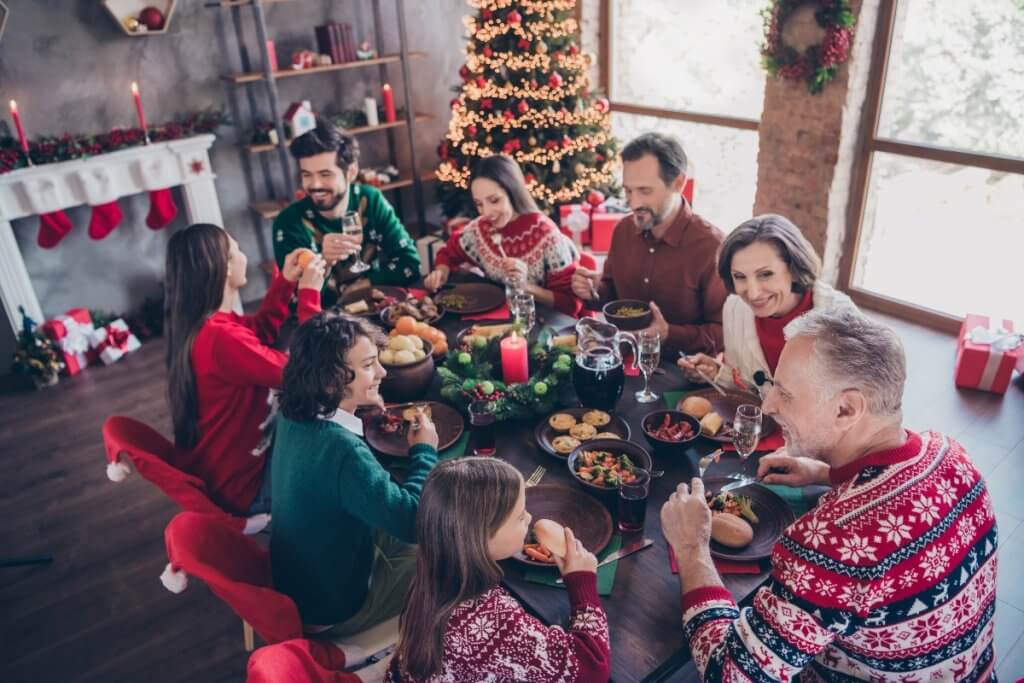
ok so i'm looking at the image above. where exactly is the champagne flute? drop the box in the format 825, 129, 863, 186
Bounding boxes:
511, 292, 535, 337
634, 330, 660, 403
733, 404, 762, 461
343, 211, 370, 274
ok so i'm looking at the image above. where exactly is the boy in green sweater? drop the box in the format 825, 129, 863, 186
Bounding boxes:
273, 120, 421, 305
271, 311, 438, 634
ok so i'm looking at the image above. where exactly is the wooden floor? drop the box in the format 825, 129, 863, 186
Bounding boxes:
1, 311, 1022, 682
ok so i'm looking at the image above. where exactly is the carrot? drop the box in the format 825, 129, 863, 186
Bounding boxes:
524, 547, 552, 562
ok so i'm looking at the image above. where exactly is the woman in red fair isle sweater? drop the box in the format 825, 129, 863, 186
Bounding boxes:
388, 458, 610, 683
164, 223, 325, 527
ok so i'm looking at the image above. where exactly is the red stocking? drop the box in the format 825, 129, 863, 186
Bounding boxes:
88, 200, 124, 240
38, 210, 73, 249
146, 188, 178, 230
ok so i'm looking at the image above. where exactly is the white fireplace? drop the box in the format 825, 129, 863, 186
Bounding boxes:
0, 134, 223, 336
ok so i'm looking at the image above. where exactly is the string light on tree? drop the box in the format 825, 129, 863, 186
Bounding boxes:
437, 0, 618, 216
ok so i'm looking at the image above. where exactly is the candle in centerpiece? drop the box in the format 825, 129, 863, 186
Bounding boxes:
131, 82, 150, 141
500, 332, 529, 385
9, 100, 30, 157
381, 83, 396, 123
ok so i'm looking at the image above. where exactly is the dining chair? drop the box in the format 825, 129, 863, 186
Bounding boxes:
102, 416, 268, 535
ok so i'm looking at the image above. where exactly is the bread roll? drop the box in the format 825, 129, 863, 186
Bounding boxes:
711, 513, 754, 548
680, 396, 713, 419
700, 411, 723, 436
344, 299, 370, 314
534, 519, 567, 557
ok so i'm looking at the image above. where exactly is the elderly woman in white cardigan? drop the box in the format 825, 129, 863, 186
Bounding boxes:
678, 214, 854, 396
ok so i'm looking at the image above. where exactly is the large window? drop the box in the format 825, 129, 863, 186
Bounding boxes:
603, 0, 765, 231
842, 0, 1024, 328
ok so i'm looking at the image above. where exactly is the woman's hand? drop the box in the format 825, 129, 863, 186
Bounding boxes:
677, 352, 721, 384
502, 258, 529, 289
423, 266, 449, 292
407, 411, 440, 450
282, 249, 306, 282
298, 255, 327, 291
553, 526, 598, 576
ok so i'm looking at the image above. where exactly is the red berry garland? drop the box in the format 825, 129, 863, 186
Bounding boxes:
761, 0, 855, 94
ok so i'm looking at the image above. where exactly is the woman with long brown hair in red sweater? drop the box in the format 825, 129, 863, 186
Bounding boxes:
164, 223, 324, 528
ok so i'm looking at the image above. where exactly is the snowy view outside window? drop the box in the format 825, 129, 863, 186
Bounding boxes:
856, 0, 1024, 321
609, 0, 765, 232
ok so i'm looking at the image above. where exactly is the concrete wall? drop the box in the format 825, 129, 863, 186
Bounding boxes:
0, 0, 468, 364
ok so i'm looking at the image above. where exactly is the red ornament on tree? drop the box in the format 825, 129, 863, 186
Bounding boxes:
481, 98, 494, 110
506, 10, 522, 25
561, 136, 573, 149
548, 72, 563, 89
138, 6, 166, 31
475, 76, 486, 88
483, 46, 494, 58
586, 190, 606, 207
594, 97, 609, 113
544, 140, 559, 150
459, 65, 471, 81
467, 124, 478, 136
450, 98, 460, 109
524, 173, 535, 184
438, 142, 449, 160
518, 38, 531, 51
569, 44, 579, 56
481, 9, 493, 21
516, 100, 529, 114
502, 109, 515, 121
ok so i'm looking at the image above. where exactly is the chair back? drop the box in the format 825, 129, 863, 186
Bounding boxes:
247, 638, 359, 683
102, 416, 246, 532
164, 511, 300, 644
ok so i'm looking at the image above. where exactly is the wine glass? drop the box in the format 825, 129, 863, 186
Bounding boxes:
511, 292, 535, 336
732, 404, 762, 461
634, 330, 660, 403
342, 211, 370, 274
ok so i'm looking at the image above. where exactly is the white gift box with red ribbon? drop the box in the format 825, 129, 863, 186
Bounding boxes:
40, 308, 95, 376
88, 318, 142, 366
954, 314, 1022, 394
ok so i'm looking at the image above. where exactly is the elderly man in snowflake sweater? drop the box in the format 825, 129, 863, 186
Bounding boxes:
662, 306, 997, 681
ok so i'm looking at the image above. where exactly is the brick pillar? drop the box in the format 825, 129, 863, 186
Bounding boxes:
754, 0, 882, 284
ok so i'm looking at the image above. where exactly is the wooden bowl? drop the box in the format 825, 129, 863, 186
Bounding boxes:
379, 339, 435, 403
602, 299, 652, 331
510, 484, 613, 567
566, 439, 653, 498
641, 409, 700, 455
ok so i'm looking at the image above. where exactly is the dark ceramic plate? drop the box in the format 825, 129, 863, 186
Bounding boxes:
364, 401, 464, 458
436, 282, 506, 315
511, 484, 614, 567
566, 439, 653, 496
676, 388, 779, 444
703, 476, 794, 562
338, 285, 407, 317
379, 303, 446, 328
534, 407, 631, 460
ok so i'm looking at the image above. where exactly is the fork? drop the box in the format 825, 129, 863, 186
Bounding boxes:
525, 466, 546, 488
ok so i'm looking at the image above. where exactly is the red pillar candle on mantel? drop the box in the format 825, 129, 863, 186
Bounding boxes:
130, 82, 149, 141
9, 100, 30, 157
500, 333, 529, 385
381, 83, 396, 123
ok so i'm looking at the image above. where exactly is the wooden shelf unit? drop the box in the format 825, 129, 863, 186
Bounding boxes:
250, 171, 437, 220
224, 52, 426, 84
245, 113, 432, 153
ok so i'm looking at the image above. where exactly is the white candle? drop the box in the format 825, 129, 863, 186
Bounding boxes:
363, 97, 379, 127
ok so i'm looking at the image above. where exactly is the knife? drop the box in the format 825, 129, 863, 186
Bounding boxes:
555, 538, 654, 583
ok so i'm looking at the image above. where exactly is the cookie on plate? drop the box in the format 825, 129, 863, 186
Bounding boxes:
552, 435, 581, 455
548, 413, 577, 431
569, 423, 597, 440
582, 410, 611, 427
594, 432, 621, 440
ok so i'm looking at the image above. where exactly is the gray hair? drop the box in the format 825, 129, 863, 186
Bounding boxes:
784, 306, 906, 417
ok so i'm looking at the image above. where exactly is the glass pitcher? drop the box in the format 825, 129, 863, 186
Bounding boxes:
572, 317, 638, 410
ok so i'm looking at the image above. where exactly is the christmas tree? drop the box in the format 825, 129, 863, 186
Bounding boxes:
436, 0, 618, 217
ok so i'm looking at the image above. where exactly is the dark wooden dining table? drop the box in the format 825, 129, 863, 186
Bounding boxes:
387, 290, 820, 683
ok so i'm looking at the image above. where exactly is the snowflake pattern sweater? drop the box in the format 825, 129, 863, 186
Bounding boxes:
682, 430, 998, 682
386, 571, 610, 683
434, 212, 582, 316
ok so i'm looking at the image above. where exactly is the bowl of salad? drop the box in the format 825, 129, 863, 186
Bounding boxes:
566, 439, 653, 497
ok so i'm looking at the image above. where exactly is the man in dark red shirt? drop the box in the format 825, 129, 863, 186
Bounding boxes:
572, 133, 727, 354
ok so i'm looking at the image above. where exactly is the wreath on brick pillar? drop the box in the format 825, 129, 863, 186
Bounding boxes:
761, 0, 855, 94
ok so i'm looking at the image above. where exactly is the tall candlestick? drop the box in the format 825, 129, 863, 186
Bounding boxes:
381, 83, 396, 123
9, 100, 30, 157
131, 82, 150, 142
500, 333, 529, 385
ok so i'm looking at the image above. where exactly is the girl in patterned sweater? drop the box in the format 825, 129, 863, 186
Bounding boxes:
388, 458, 610, 683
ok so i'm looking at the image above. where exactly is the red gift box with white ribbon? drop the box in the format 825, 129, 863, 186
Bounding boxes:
40, 308, 95, 376
954, 314, 1022, 394
558, 203, 626, 253
88, 319, 142, 366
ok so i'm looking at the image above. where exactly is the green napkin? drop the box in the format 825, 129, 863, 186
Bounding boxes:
439, 432, 470, 461
663, 390, 685, 410
523, 534, 623, 596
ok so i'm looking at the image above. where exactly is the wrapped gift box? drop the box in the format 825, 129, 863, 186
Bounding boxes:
954, 314, 1022, 394
40, 308, 95, 376
88, 318, 142, 366
558, 203, 627, 253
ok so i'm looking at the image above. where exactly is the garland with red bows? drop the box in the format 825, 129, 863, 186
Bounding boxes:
761, 0, 855, 94
0, 109, 228, 175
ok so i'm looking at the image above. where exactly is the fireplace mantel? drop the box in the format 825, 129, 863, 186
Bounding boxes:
0, 134, 223, 336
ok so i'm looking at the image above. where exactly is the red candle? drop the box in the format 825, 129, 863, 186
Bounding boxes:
131, 82, 149, 137
381, 83, 396, 123
500, 333, 529, 385
9, 100, 30, 156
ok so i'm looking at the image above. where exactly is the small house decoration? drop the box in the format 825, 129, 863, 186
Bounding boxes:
282, 101, 316, 139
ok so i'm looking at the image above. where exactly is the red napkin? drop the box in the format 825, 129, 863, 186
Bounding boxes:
407, 287, 428, 299
462, 302, 511, 321
668, 544, 762, 575
622, 350, 640, 377
721, 431, 786, 453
